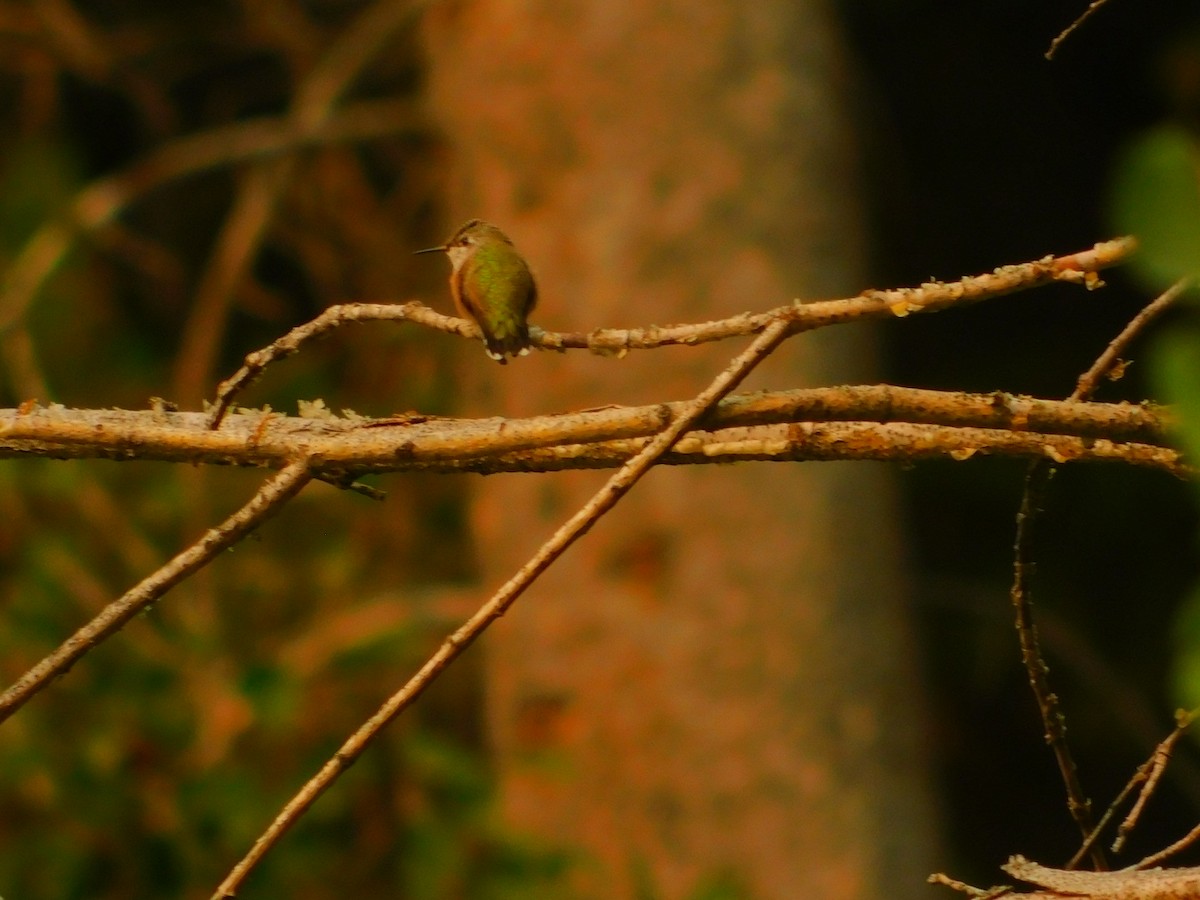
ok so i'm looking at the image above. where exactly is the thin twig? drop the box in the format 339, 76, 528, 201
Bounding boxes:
1046, 0, 1117, 60
1066, 709, 1197, 868
1067, 773, 1143, 871
1064, 706, 1196, 871
205, 301, 430, 428
212, 317, 794, 898
927, 872, 1011, 898
1134, 821, 1200, 871
1114, 708, 1198, 853
205, 238, 1136, 429
0, 459, 313, 726
1009, 280, 1186, 870
1072, 279, 1191, 402
1010, 462, 1102, 862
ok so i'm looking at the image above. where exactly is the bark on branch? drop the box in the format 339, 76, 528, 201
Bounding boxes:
0, 384, 1181, 478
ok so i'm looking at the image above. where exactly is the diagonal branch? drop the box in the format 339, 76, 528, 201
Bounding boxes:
0, 458, 313, 726
1067, 707, 1200, 868
212, 317, 795, 898
1046, 0, 1117, 60
1119, 707, 1199, 856
1072, 280, 1191, 402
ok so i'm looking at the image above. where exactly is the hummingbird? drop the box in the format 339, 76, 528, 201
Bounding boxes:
414, 219, 538, 363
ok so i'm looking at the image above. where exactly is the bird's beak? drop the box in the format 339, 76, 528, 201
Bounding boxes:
413, 245, 445, 255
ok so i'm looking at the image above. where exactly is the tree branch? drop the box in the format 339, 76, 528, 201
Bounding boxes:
0, 458, 313, 726
0, 386, 1180, 476
204, 238, 1137, 428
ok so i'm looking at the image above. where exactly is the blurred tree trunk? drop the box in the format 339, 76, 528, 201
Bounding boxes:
422, 2, 939, 896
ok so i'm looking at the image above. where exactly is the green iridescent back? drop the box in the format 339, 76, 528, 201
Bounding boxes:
461, 238, 537, 357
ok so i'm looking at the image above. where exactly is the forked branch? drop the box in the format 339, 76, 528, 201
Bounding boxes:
204, 238, 1136, 429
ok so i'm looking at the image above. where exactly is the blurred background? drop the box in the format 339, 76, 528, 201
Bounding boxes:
0, 0, 1199, 897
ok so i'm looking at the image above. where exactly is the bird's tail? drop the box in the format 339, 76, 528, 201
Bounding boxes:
482, 323, 532, 363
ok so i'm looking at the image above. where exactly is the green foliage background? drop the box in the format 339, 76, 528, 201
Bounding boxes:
1117, 122, 1200, 713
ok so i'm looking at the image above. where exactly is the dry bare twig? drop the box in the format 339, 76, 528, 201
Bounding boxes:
1116, 707, 1200, 854
1008, 280, 1187, 870
1066, 708, 1200, 868
1134, 820, 1200, 872
1046, 0, 1118, 60
0, 459, 313, 725
213, 317, 795, 897
1073, 280, 1191, 402
927, 872, 1011, 899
